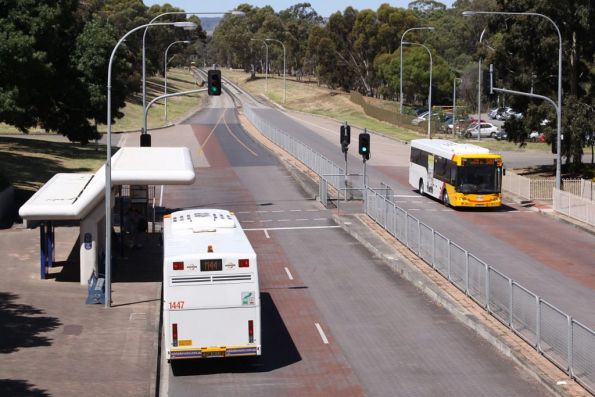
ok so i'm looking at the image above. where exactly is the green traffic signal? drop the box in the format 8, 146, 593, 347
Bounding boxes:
207, 69, 222, 96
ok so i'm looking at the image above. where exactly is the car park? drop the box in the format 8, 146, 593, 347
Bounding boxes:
463, 122, 499, 138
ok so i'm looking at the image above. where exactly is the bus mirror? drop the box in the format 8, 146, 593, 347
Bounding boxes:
503, 168, 506, 176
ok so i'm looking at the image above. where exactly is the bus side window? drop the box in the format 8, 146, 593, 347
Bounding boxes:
449, 163, 457, 185
410, 148, 420, 164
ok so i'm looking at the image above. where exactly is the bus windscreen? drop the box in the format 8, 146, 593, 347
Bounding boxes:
456, 164, 501, 194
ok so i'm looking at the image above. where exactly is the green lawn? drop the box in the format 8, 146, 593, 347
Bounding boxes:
0, 137, 107, 192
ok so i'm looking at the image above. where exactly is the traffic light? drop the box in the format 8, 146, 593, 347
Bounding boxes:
208, 69, 221, 96
359, 132, 370, 160
340, 124, 351, 153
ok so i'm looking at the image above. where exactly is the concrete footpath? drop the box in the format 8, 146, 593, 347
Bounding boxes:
0, 225, 162, 397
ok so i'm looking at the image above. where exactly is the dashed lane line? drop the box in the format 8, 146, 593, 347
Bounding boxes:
284, 267, 294, 280
315, 323, 329, 344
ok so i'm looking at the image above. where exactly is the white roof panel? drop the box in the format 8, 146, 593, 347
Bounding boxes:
19, 147, 196, 221
411, 139, 490, 158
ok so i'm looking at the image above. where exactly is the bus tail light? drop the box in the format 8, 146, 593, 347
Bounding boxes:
172, 323, 178, 347
248, 320, 254, 343
173, 261, 184, 270
239, 259, 250, 268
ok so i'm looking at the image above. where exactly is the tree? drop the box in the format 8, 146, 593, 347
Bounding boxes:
0, 0, 98, 143
73, 14, 130, 125
486, 0, 594, 169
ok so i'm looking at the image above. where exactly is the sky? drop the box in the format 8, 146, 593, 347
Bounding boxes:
144, 1, 456, 17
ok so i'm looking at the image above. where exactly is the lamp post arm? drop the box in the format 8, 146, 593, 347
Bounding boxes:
144, 89, 207, 133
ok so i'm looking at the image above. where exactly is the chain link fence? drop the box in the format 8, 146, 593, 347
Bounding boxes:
243, 106, 594, 394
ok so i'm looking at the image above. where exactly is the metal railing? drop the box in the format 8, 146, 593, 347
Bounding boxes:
244, 106, 345, 190
244, 106, 594, 394
553, 188, 595, 227
365, 188, 594, 393
503, 172, 583, 201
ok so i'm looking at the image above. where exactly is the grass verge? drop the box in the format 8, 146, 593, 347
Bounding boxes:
222, 69, 559, 154
0, 68, 203, 135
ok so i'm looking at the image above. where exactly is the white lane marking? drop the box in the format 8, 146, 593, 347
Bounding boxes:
264, 229, 270, 239
409, 208, 421, 211
314, 218, 329, 221
272, 210, 283, 213
242, 220, 255, 224
159, 185, 164, 207
244, 225, 341, 232
284, 267, 294, 280
556, 381, 567, 386
277, 219, 290, 222
394, 195, 421, 198
289, 209, 302, 212
238, 211, 251, 214
315, 323, 329, 344
256, 210, 269, 213
260, 219, 272, 223
305, 209, 319, 212
296, 218, 308, 221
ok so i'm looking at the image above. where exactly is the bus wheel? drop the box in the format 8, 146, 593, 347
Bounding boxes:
442, 191, 450, 206
419, 180, 425, 196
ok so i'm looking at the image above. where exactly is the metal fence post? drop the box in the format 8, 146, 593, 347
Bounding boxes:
567, 315, 573, 374
447, 239, 451, 281
417, 219, 421, 256
431, 230, 436, 269
536, 296, 541, 349
465, 252, 469, 294
485, 264, 490, 311
509, 279, 513, 326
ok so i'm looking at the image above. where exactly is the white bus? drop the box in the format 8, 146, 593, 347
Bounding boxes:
163, 209, 261, 361
409, 139, 504, 208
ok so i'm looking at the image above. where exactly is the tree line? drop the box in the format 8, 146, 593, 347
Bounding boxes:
0, 0, 205, 143
211, 0, 593, 170
1, 0, 592, 169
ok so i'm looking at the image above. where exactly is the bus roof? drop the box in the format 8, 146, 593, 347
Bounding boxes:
411, 139, 491, 158
163, 209, 255, 260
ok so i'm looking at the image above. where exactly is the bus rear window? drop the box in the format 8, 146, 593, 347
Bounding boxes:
200, 259, 222, 272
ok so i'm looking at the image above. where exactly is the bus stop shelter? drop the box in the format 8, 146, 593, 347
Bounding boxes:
19, 147, 195, 285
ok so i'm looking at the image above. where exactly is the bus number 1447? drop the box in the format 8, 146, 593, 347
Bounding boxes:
169, 301, 185, 310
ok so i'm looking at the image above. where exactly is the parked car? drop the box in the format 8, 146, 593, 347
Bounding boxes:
411, 111, 439, 125
463, 122, 499, 138
495, 107, 523, 120
488, 107, 503, 119
494, 130, 508, 141
529, 131, 545, 142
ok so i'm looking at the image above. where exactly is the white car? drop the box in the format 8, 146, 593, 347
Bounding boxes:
463, 122, 499, 138
411, 111, 429, 125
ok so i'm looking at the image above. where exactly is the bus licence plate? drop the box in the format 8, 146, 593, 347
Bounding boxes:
203, 350, 225, 358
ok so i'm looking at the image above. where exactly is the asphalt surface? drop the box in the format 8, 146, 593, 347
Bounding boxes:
151, 93, 551, 396
240, 99, 595, 330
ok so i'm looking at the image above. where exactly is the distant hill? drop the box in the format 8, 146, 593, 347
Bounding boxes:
200, 17, 221, 35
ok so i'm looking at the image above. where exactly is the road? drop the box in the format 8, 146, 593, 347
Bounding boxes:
136, 93, 550, 396
233, 89, 595, 331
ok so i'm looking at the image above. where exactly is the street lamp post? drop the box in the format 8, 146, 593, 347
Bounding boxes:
453, 77, 462, 135
250, 39, 269, 93
164, 40, 191, 122
463, 10, 563, 189
475, 27, 488, 141
142, 10, 245, 113
265, 38, 286, 104
403, 41, 433, 139
399, 27, 434, 114
105, 21, 196, 308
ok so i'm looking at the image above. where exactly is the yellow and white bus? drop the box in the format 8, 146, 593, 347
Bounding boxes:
163, 209, 261, 361
409, 139, 504, 208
